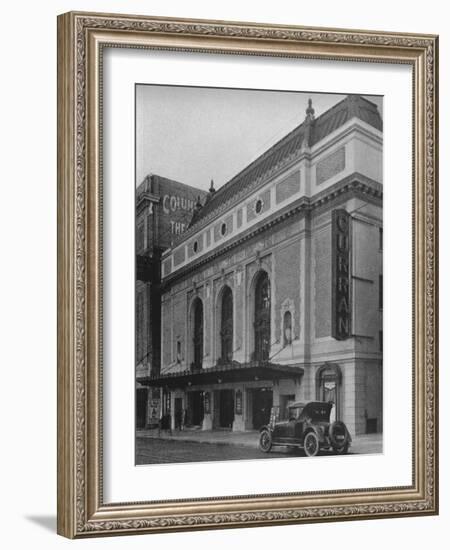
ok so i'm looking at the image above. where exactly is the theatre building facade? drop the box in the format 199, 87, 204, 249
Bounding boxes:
142, 95, 383, 436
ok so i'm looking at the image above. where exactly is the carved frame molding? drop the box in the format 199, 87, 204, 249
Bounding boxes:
57, 11, 438, 538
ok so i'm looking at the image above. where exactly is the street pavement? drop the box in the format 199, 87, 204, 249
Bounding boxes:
135, 429, 382, 465
136, 437, 283, 464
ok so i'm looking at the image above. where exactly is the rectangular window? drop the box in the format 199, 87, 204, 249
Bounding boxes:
379, 227, 383, 250
137, 223, 145, 252
163, 391, 171, 414
136, 292, 144, 361
379, 330, 383, 352
379, 274, 383, 310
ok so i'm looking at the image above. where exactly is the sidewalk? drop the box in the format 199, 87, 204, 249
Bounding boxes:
136, 427, 383, 454
137, 428, 259, 448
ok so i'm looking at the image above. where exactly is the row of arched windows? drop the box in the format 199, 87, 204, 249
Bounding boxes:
189, 282, 344, 420
191, 271, 277, 369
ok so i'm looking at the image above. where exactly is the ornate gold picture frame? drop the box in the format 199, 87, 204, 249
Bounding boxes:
57, 11, 438, 538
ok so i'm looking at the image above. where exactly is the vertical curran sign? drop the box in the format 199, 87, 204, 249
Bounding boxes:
332, 209, 351, 340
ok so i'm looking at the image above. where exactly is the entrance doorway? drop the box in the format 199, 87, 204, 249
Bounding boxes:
215, 389, 234, 429
187, 391, 204, 426
252, 387, 273, 429
174, 397, 183, 430
136, 388, 147, 429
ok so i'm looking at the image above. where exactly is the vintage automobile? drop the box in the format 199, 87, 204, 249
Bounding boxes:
258, 401, 351, 457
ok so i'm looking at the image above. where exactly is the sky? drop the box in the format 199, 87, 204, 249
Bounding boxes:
136, 85, 383, 192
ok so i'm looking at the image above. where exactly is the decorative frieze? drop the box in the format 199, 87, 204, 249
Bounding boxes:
276, 170, 301, 203
173, 246, 186, 266
237, 208, 243, 228
316, 147, 345, 185
162, 258, 172, 277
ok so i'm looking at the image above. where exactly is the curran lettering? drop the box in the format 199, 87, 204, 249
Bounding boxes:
332, 209, 351, 340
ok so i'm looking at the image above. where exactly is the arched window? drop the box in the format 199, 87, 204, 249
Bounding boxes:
254, 272, 271, 361
220, 287, 233, 362
283, 311, 292, 346
192, 298, 203, 369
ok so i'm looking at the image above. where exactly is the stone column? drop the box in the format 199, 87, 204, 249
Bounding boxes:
232, 386, 245, 431
202, 390, 213, 430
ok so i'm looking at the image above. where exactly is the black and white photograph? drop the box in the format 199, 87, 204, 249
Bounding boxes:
135, 85, 383, 465
1, 0, 443, 544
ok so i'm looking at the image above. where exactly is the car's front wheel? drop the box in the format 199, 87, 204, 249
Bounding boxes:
259, 429, 273, 453
304, 431, 320, 457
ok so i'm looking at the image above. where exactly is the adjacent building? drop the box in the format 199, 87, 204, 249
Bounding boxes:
135, 174, 206, 427
140, 95, 383, 436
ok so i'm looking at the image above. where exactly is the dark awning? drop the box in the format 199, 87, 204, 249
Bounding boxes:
139, 361, 304, 389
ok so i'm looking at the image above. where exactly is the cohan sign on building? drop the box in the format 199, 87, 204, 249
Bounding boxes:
162, 193, 197, 235
141, 174, 207, 249
156, 176, 205, 245
332, 209, 351, 340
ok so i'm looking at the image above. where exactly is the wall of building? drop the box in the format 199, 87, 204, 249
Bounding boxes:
160, 189, 382, 434
156, 98, 383, 435
137, 174, 208, 252
136, 175, 207, 427
161, 217, 307, 374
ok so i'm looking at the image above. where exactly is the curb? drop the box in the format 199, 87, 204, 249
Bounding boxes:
136, 432, 383, 450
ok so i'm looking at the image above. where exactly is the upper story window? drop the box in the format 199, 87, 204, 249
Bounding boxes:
136, 292, 145, 361
255, 199, 263, 214
283, 311, 292, 346
254, 271, 271, 361
220, 286, 233, 363
193, 240, 199, 253
221, 222, 227, 236
379, 274, 383, 310
137, 223, 145, 252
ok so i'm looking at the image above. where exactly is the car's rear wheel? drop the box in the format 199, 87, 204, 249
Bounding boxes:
259, 429, 273, 453
333, 443, 349, 455
329, 421, 349, 453
304, 431, 320, 457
